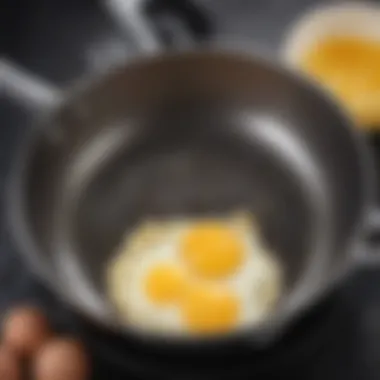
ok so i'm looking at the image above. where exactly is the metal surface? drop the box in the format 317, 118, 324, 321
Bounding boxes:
105, 0, 162, 52
1, 60, 61, 109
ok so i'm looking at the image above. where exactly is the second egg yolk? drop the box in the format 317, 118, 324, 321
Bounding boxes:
144, 263, 186, 305
181, 222, 244, 279
181, 285, 239, 334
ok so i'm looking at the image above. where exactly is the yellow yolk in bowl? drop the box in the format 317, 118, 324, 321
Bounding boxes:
300, 36, 380, 128
144, 263, 186, 305
181, 284, 239, 334
180, 222, 244, 279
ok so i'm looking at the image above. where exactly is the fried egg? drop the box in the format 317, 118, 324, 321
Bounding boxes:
106, 213, 282, 336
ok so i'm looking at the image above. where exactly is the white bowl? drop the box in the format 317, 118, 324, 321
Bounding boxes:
282, 2, 380, 66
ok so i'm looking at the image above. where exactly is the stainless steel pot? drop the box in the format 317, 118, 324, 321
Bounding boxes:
1, 0, 379, 353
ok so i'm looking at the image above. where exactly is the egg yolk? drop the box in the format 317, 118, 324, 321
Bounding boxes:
181, 285, 239, 334
144, 264, 186, 305
181, 222, 244, 279
300, 36, 380, 128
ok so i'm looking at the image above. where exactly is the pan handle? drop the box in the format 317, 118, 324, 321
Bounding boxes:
104, 0, 211, 52
355, 209, 380, 266
1, 59, 62, 111
105, 0, 162, 53
2, 0, 211, 107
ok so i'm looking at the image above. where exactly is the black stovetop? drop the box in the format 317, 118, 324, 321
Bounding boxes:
2, 0, 380, 379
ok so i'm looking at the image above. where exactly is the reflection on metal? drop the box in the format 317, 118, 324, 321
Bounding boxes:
0, 59, 61, 110
104, 0, 162, 53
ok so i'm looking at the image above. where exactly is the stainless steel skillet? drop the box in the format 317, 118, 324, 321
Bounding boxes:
1, 0, 379, 358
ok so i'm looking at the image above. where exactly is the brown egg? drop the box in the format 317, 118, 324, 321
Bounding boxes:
2, 306, 52, 356
0, 346, 21, 380
34, 338, 90, 380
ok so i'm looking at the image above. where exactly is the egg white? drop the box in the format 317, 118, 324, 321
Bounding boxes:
107, 222, 186, 335
106, 214, 282, 336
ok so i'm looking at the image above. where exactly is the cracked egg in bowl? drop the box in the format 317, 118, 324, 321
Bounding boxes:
283, 3, 380, 130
